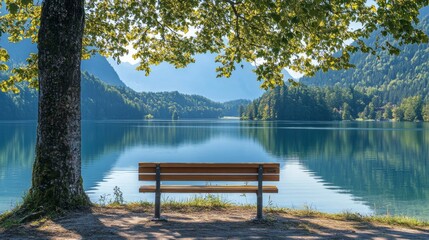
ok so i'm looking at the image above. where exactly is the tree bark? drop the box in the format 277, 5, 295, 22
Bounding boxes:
26, 0, 90, 211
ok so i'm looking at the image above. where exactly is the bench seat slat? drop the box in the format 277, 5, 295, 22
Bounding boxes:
139, 167, 279, 174
139, 185, 278, 193
138, 174, 279, 181
139, 163, 279, 169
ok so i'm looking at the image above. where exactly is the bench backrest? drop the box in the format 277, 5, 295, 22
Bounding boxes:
138, 163, 280, 181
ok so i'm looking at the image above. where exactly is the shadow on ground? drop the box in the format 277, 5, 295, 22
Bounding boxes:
1, 208, 429, 239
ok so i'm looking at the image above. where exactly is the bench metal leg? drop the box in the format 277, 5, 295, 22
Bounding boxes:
254, 164, 264, 221
152, 164, 167, 221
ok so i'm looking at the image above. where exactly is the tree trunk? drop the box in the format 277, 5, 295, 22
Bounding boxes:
26, 0, 90, 211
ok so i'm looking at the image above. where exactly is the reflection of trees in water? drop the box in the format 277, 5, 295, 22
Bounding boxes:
0, 123, 36, 179
82, 121, 221, 163
0, 123, 36, 210
0, 121, 219, 180
80, 121, 228, 190
241, 121, 429, 218
1, 121, 232, 172
0, 122, 222, 199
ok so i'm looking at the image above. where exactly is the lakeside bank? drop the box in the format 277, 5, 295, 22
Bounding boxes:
1, 199, 429, 239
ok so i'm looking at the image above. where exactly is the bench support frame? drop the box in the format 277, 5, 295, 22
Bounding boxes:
255, 164, 264, 221
152, 164, 167, 221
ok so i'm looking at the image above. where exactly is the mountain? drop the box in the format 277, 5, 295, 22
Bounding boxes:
243, 7, 429, 122
0, 81, 38, 120
109, 54, 293, 102
0, 72, 248, 120
300, 7, 429, 104
81, 54, 124, 87
1, 36, 292, 102
81, 73, 241, 119
0, 37, 125, 87
1, 37, 250, 120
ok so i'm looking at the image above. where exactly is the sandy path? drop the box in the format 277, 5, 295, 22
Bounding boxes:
1, 207, 429, 239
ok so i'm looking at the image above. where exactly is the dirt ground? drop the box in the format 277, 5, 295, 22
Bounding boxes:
1, 207, 429, 239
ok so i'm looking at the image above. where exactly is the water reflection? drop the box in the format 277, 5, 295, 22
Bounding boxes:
241, 121, 429, 219
0, 122, 36, 211
0, 120, 428, 220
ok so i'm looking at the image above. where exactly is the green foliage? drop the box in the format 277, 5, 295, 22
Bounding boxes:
112, 186, 124, 205
365, 215, 429, 229
171, 110, 178, 120
241, 85, 368, 121
1, 1, 428, 91
95, 187, 124, 207
0, 211, 19, 229
0, 1, 40, 92
393, 106, 404, 121
342, 102, 352, 120
383, 103, 393, 120
396, 96, 423, 121
0, 48, 10, 72
97, 194, 111, 207
159, 194, 231, 210
144, 114, 154, 120
423, 102, 429, 121
241, 83, 428, 122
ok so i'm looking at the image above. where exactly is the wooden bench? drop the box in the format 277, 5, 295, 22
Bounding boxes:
138, 163, 280, 221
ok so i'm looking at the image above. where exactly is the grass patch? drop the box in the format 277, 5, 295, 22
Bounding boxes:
1, 191, 91, 230
266, 206, 429, 229
0, 204, 60, 230
0, 211, 19, 229
361, 215, 429, 228
163, 194, 232, 209
104, 194, 233, 212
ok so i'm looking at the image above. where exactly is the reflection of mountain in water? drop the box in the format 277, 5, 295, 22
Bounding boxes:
0, 121, 223, 207
0, 123, 36, 179
81, 121, 222, 189
242, 121, 429, 218
82, 121, 221, 159
0, 123, 36, 210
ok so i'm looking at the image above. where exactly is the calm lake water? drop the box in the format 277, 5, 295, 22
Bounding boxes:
1, 120, 428, 220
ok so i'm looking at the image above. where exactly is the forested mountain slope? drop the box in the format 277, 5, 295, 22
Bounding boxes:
241, 84, 429, 121
0, 73, 247, 120
301, 8, 429, 104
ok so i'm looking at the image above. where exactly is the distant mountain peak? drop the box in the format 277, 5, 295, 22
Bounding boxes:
109, 54, 294, 102
0, 37, 125, 87
81, 54, 125, 87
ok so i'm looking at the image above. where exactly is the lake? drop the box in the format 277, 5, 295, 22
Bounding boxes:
1, 120, 428, 220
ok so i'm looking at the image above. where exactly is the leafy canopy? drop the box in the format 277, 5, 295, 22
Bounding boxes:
1, 0, 428, 92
